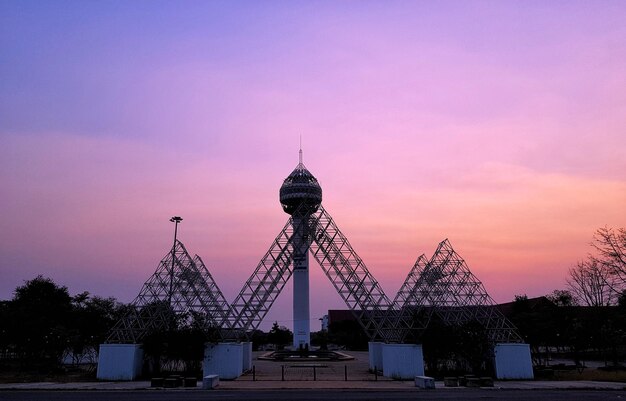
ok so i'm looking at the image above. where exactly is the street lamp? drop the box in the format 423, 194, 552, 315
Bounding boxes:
170, 216, 183, 244
168, 216, 183, 306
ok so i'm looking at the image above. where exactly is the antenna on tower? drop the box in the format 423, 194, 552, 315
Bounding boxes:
299, 135, 303, 164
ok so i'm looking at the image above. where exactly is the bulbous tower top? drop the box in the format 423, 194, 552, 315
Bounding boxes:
279, 157, 323, 215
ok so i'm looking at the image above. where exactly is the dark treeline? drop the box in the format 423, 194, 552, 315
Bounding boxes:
0, 275, 129, 373
507, 295, 626, 369
0, 276, 326, 377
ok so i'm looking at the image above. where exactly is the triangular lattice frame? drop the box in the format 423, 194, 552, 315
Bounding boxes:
106, 240, 230, 343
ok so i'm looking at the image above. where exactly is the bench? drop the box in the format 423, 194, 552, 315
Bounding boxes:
443, 377, 458, 387
183, 377, 197, 387
150, 377, 164, 387
163, 378, 178, 388
480, 377, 494, 387
466, 377, 481, 388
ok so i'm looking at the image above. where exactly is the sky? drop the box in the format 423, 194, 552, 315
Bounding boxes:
1, 1, 625, 331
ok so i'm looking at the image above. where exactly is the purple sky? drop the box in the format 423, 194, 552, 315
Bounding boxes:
1, 1, 625, 331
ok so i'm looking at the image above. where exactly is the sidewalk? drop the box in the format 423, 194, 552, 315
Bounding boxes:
2, 350, 623, 392
0, 380, 624, 391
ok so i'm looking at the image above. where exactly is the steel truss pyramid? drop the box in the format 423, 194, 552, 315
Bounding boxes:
394, 239, 522, 343
106, 240, 230, 343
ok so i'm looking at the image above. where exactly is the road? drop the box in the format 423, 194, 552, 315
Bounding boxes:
1, 389, 625, 401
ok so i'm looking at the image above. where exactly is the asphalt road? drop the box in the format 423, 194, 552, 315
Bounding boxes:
0, 389, 625, 401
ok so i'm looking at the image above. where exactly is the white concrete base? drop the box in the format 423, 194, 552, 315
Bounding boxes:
96, 344, 143, 380
242, 342, 252, 371
368, 342, 383, 371
202, 374, 219, 389
382, 343, 424, 379
415, 375, 435, 389
494, 343, 534, 379
203, 343, 243, 380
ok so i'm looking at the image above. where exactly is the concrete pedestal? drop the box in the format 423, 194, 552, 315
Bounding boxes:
96, 344, 143, 380
415, 375, 435, 389
368, 342, 383, 371
494, 343, 534, 379
202, 374, 219, 389
203, 343, 243, 380
382, 343, 424, 379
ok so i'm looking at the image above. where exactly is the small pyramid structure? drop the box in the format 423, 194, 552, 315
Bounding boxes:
395, 239, 522, 343
106, 240, 230, 343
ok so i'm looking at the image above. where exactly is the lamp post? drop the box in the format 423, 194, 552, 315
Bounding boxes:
168, 216, 183, 306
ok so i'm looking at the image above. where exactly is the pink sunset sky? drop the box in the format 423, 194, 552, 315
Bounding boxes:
1, 1, 625, 331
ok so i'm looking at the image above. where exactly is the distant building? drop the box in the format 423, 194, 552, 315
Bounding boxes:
327, 309, 358, 327
496, 296, 555, 316
325, 297, 557, 330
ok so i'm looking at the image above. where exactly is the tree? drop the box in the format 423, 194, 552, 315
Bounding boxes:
546, 289, 578, 307
421, 316, 492, 376
267, 322, 292, 350
8, 276, 73, 364
0, 300, 11, 359
2, 276, 129, 371
250, 330, 268, 351
327, 320, 368, 350
455, 320, 492, 374
591, 227, 626, 291
618, 291, 626, 308
422, 315, 458, 375
514, 294, 528, 302
66, 293, 125, 365
568, 256, 617, 306
310, 330, 328, 350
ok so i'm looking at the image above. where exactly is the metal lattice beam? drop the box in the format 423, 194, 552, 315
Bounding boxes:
306, 205, 413, 342
226, 216, 306, 337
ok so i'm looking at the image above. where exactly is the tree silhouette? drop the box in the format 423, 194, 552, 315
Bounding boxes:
568, 257, 617, 306
1, 276, 128, 373
267, 322, 292, 350
591, 227, 626, 292
8, 276, 73, 365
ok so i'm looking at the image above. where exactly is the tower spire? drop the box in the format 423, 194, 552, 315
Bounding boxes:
299, 135, 303, 164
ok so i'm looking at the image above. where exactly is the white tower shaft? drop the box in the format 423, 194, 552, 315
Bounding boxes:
292, 216, 310, 349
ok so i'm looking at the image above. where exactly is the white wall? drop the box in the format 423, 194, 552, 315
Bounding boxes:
494, 343, 534, 379
96, 344, 143, 380
382, 343, 424, 379
368, 342, 383, 371
242, 342, 253, 371
203, 343, 243, 380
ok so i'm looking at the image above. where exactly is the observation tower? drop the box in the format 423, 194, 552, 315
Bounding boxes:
279, 149, 322, 349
